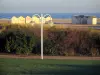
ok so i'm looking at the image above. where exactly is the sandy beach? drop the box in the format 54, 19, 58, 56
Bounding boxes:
52, 18, 72, 24
0, 18, 11, 24
0, 18, 100, 25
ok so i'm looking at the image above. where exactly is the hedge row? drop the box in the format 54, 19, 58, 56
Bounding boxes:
44, 28, 100, 56
0, 25, 40, 55
0, 25, 100, 56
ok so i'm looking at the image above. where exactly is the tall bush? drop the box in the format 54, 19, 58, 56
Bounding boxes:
5, 30, 37, 55
44, 30, 67, 55
44, 28, 100, 56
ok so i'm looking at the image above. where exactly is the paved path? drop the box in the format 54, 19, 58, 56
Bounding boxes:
0, 55, 100, 60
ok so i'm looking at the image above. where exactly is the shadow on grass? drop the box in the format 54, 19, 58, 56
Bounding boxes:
0, 59, 100, 75
19, 64, 100, 75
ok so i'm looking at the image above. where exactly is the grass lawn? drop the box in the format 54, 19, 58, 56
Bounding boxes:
0, 58, 100, 75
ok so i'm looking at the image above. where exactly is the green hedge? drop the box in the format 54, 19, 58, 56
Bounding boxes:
0, 25, 100, 56
0, 25, 40, 55
44, 29, 100, 56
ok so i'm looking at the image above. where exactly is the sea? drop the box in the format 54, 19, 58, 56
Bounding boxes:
0, 13, 100, 19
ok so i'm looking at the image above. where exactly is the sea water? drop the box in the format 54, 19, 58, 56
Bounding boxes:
0, 13, 100, 19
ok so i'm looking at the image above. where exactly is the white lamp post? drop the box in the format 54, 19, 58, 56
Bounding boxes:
41, 14, 43, 60
32, 14, 44, 59
34, 14, 52, 60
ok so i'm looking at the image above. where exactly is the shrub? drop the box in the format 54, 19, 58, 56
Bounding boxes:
5, 30, 38, 55
44, 28, 100, 56
44, 30, 67, 55
1, 24, 100, 56
91, 48, 99, 56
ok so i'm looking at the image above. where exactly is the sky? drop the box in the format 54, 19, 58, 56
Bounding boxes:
0, 0, 100, 13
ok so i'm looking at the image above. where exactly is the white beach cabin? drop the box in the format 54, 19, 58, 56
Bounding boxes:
11, 16, 18, 24
87, 16, 97, 25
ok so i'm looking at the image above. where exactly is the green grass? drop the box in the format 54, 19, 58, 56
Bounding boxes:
0, 58, 100, 75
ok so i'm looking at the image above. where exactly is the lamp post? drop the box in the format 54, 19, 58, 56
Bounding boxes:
41, 14, 43, 60
32, 14, 44, 59
34, 14, 52, 60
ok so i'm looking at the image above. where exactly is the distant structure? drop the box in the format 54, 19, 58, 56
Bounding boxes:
32, 14, 41, 24
26, 16, 32, 24
72, 15, 97, 25
45, 16, 53, 26
45, 14, 52, 24
18, 16, 25, 24
11, 14, 53, 26
11, 16, 18, 24
87, 16, 97, 25
45, 16, 52, 22
40, 17, 46, 24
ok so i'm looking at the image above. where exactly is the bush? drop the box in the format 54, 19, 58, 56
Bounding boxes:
44, 30, 68, 55
44, 28, 100, 56
0, 25, 100, 56
0, 25, 40, 55
4, 29, 38, 55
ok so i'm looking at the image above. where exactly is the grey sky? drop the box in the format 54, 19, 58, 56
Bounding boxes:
0, 0, 100, 13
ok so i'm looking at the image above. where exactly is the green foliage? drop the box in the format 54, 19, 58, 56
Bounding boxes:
44, 30, 68, 55
4, 30, 38, 55
0, 24, 100, 56
44, 28, 100, 56
0, 24, 40, 55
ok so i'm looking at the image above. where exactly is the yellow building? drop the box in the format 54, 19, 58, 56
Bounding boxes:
26, 16, 32, 24
32, 16, 40, 24
45, 16, 53, 26
45, 16, 52, 22
18, 16, 25, 24
11, 16, 18, 24
11, 14, 53, 25
92, 17, 97, 25
40, 17, 45, 24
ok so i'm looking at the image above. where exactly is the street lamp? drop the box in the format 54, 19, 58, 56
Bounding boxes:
40, 14, 52, 60
33, 14, 52, 60
40, 14, 43, 60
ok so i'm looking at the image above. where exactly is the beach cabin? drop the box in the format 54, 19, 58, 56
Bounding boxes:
87, 16, 97, 25
26, 16, 32, 24
82, 16, 89, 24
32, 16, 40, 24
11, 16, 18, 24
44, 14, 52, 24
18, 16, 25, 24
45, 16, 53, 26
45, 16, 52, 22
72, 15, 97, 25
72, 16, 80, 24
40, 17, 45, 24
